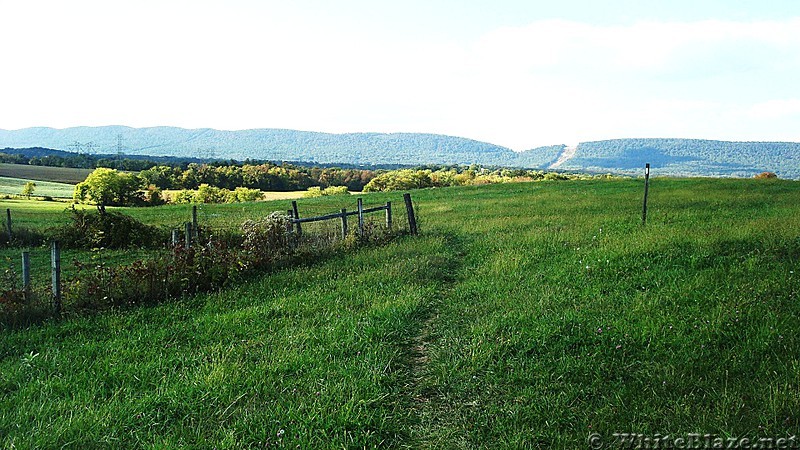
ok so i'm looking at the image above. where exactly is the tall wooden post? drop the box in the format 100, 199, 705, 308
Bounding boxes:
22, 250, 31, 300
5, 208, 11, 243
51, 241, 61, 314
291, 201, 302, 236
642, 163, 650, 225
192, 205, 198, 238
185, 222, 193, 248
340, 208, 348, 238
171, 229, 180, 247
385, 201, 392, 229
403, 193, 418, 236
357, 198, 364, 236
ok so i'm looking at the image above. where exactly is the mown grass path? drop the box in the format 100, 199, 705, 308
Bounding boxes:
2, 178, 800, 448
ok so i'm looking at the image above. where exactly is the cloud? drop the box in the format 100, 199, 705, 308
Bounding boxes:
748, 99, 800, 119
3, 6, 800, 149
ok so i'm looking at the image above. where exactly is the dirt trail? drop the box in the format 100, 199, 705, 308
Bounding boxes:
548, 144, 578, 169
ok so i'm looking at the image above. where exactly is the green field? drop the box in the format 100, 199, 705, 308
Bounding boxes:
2, 178, 799, 448
0, 163, 92, 184
0, 176, 77, 199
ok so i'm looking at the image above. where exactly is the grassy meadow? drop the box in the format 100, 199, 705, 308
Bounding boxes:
1, 178, 799, 448
0, 176, 77, 199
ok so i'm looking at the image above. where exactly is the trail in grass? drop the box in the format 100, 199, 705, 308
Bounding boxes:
402, 231, 470, 447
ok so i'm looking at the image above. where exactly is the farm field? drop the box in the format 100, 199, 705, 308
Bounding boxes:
0, 163, 92, 185
1, 178, 799, 448
0, 176, 77, 199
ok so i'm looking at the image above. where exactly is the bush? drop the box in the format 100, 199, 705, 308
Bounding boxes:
322, 186, 349, 196
304, 186, 349, 198
229, 187, 264, 202
241, 213, 296, 267
53, 208, 168, 249
304, 187, 323, 198
754, 172, 778, 179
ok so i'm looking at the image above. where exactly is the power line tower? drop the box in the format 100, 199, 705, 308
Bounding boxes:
68, 141, 83, 154
84, 141, 98, 155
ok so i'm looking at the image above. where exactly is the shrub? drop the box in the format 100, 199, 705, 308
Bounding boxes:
229, 187, 264, 202
305, 186, 349, 197
144, 184, 166, 206
241, 213, 296, 267
53, 208, 168, 249
194, 184, 227, 203
754, 172, 778, 179
304, 187, 323, 198
322, 186, 349, 196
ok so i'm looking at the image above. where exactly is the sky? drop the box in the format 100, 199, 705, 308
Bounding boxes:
2, 0, 800, 150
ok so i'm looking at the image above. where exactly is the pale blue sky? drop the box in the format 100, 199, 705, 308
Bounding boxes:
2, 0, 800, 150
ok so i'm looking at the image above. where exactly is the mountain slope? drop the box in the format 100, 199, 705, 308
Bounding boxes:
0, 127, 797, 178
0, 126, 529, 167
558, 138, 800, 178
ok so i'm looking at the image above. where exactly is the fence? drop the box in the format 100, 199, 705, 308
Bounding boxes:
286, 194, 417, 238
3, 193, 419, 315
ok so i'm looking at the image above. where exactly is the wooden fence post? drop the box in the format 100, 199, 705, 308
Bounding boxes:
6, 208, 11, 243
171, 229, 179, 247
51, 241, 61, 314
192, 205, 199, 238
385, 201, 392, 229
22, 250, 31, 300
642, 163, 650, 225
357, 198, 364, 235
403, 193, 418, 235
291, 201, 302, 236
340, 208, 348, 238
185, 222, 193, 248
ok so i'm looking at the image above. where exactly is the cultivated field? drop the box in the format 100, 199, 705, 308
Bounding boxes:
0, 163, 92, 184
1, 178, 799, 448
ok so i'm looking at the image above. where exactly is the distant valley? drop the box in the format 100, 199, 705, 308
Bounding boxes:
0, 126, 797, 178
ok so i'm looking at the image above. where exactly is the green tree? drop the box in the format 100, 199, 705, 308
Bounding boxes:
21, 181, 36, 198
73, 168, 144, 206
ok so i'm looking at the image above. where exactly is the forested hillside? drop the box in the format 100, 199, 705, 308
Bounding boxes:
560, 138, 799, 178
0, 126, 533, 166
1, 128, 798, 177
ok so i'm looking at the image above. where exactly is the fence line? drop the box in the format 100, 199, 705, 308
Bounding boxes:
288, 195, 412, 239
6, 193, 420, 304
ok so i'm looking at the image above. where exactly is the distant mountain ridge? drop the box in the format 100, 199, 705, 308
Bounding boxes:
0, 126, 558, 168
0, 126, 796, 178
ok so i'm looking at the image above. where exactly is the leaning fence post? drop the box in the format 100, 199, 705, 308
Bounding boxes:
385, 201, 392, 229
642, 163, 650, 225
185, 222, 193, 248
6, 208, 11, 243
357, 198, 364, 236
340, 208, 348, 238
51, 241, 61, 314
291, 201, 302, 236
403, 193, 418, 235
22, 250, 31, 300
